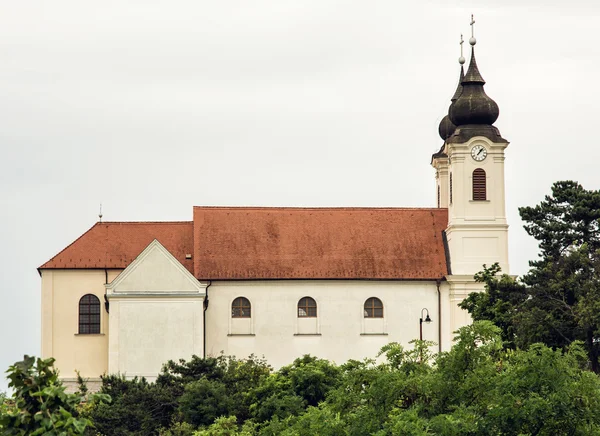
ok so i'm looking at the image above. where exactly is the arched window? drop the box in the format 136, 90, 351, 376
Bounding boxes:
79, 294, 101, 334
472, 168, 486, 201
364, 297, 383, 318
298, 297, 317, 317
232, 297, 251, 318
449, 173, 453, 204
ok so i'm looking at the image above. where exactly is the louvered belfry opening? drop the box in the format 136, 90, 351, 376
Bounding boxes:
472, 168, 487, 201
449, 173, 453, 204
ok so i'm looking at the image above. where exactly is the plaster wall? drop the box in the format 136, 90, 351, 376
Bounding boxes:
106, 241, 206, 380
205, 280, 455, 368
447, 136, 510, 275
107, 297, 204, 380
40, 269, 121, 380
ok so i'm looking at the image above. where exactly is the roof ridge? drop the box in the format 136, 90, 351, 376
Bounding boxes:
194, 206, 447, 211
96, 221, 192, 224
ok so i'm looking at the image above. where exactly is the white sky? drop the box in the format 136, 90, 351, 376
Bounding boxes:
1, 1, 599, 392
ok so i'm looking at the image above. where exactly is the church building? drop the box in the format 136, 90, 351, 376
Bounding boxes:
39, 32, 509, 390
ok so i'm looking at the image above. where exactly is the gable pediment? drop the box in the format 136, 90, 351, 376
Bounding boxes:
107, 239, 205, 295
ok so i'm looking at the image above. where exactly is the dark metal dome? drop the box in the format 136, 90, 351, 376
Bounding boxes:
449, 47, 499, 127
437, 65, 464, 140
438, 115, 456, 140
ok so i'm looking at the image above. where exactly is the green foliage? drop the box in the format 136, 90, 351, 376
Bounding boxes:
7, 328, 600, 435
158, 420, 197, 436
179, 378, 233, 427
249, 355, 339, 424
86, 375, 178, 436
0, 355, 109, 435
193, 416, 256, 436
462, 181, 600, 371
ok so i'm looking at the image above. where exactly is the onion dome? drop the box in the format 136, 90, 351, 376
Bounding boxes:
438, 115, 455, 140
437, 66, 464, 140
449, 47, 499, 126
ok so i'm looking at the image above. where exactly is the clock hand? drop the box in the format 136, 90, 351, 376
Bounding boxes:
477, 149, 483, 156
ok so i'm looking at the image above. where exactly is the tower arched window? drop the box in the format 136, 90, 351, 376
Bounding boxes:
472, 168, 487, 201
364, 297, 383, 318
232, 297, 251, 318
79, 294, 101, 334
297, 297, 317, 317
449, 173, 453, 204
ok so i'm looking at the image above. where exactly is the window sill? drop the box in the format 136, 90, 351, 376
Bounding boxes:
360, 333, 388, 336
469, 200, 490, 203
227, 333, 255, 337
294, 333, 321, 336
74, 333, 105, 336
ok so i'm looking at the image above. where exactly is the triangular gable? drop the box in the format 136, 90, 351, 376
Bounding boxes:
107, 239, 205, 295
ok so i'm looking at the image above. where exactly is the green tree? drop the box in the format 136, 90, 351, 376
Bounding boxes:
462, 180, 600, 371
86, 375, 178, 436
249, 355, 339, 424
0, 355, 109, 435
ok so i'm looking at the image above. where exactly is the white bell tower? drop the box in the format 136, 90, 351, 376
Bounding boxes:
432, 17, 510, 340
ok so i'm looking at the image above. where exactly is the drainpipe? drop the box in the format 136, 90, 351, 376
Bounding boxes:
436, 279, 442, 353
104, 268, 109, 313
203, 281, 212, 358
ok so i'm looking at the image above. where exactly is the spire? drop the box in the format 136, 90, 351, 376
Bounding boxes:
451, 65, 465, 102
438, 35, 466, 141
448, 15, 499, 128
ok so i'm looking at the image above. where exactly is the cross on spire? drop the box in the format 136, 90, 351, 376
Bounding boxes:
469, 14, 477, 46
459, 34, 465, 64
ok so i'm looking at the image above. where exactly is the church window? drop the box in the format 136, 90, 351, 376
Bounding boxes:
472, 168, 487, 201
232, 297, 251, 318
298, 297, 317, 317
449, 173, 453, 204
79, 294, 101, 334
364, 297, 383, 318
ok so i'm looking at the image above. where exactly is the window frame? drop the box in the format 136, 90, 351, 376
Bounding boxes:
472, 168, 487, 201
297, 297, 317, 318
231, 297, 252, 318
364, 297, 384, 318
78, 294, 101, 334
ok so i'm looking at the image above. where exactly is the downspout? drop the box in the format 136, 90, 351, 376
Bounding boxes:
104, 268, 109, 313
436, 279, 442, 353
203, 281, 212, 358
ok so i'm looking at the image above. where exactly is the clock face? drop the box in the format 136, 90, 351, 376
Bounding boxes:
471, 145, 487, 161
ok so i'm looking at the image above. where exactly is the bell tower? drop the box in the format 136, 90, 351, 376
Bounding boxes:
432, 17, 510, 341
445, 16, 509, 276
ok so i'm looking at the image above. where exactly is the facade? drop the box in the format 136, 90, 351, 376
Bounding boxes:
39, 39, 509, 388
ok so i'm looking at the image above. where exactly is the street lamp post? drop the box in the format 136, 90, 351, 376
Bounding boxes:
419, 308, 432, 363
419, 308, 432, 342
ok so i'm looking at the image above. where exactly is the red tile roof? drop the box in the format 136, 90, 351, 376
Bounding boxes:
193, 207, 448, 280
39, 222, 194, 273
40, 208, 449, 280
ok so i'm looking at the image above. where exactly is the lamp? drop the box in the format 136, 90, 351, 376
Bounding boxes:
419, 308, 432, 342
419, 308, 432, 363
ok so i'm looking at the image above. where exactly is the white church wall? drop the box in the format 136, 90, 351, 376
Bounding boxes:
106, 240, 206, 381
205, 280, 444, 368
446, 136, 510, 276
40, 269, 121, 383
108, 297, 203, 380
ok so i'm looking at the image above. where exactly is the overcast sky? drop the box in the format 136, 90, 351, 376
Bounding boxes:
1, 1, 599, 392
